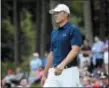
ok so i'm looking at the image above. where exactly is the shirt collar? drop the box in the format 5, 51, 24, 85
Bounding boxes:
58, 22, 70, 30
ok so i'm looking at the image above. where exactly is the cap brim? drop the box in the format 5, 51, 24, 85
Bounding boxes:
49, 9, 61, 14
100, 76, 107, 79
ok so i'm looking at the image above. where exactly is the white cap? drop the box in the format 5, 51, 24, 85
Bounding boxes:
33, 52, 39, 57
49, 4, 70, 14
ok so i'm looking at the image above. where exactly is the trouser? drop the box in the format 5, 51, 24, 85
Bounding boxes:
44, 66, 82, 87
95, 59, 103, 68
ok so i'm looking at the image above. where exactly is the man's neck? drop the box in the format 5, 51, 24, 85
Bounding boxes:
58, 20, 69, 27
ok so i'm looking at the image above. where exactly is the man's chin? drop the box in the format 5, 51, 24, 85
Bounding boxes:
56, 21, 61, 24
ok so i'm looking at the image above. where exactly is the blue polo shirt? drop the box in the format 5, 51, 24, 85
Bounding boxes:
50, 22, 82, 67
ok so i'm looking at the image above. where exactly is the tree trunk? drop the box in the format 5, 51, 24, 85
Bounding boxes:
40, 0, 47, 57
83, 0, 93, 45
49, 0, 59, 28
35, 0, 41, 53
99, 0, 106, 40
13, 0, 20, 64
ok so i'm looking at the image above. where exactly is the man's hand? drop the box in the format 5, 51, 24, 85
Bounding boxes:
41, 75, 47, 87
54, 65, 64, 75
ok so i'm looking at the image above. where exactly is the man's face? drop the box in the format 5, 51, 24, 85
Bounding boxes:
54, 11, 68, 24
94, 36, 99, 42
84, 40, 89, 45
101, 78, 108, 85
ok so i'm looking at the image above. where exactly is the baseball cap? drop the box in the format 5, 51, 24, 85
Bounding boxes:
33, 52, 39, 57
49, 4, 70, 14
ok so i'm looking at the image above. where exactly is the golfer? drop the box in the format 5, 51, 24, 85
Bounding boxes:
41, 4, 82, 87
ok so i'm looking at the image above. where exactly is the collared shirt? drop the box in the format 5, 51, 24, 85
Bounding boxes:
30, 58, 42, 71
92, 41, 104, 59
50, 22, 82, 67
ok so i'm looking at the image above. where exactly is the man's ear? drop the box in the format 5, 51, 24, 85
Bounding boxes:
64, 12, 69, 19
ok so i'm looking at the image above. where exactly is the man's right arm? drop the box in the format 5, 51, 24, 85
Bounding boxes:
43, 51, 53, 77
41, 31, 53, 86
41, 51, 53, 86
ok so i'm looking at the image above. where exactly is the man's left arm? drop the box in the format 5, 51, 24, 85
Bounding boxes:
57, 45, 80, 69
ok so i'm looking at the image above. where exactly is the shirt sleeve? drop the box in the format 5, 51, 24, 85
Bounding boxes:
70, 27, 82, 46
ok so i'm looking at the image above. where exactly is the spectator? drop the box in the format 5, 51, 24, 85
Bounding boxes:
91, 71, 101, 88
103, 36, 109, 75
42, 52, 48, 68
92, 70, 102, 79
16, 79, 30, 88
92, 36, 104, 69
79, 39, 91, 69
2, 68, 16, 87
35, 66, 44, 82
30, 53, 42, 71
91, 78, 101, 88
79, 67, 90, 77
29, 52, 42, 84
82, 76, 92, 87
100, 72, 109, 88
11, 67, 25, 86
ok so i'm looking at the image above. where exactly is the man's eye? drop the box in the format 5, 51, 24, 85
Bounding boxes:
55, 12, 60, 14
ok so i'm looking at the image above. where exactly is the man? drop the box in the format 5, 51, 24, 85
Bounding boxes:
30, 53, 42, 71
11, 67, 24, 85
79, 39, 91, 68
100, 72, 109, 88
2, 69, 16, 87
29, 53, 42, 84
41, 4, 82, 87
82, 76, 92, 87
92, 36, 104, 69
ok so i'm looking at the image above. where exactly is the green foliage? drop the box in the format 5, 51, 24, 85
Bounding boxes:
71, 0, 84, 33
2, 17, 14, 40
19, 10, 36, 72
20, 9, 36, 58
2, 10, 36, 77
1, 59, 30, 78
2, 17, 14, 60
20, 56, 30, 72
1, 61, 16, 78
70, 15, 82, 26
72, 1, 84, 15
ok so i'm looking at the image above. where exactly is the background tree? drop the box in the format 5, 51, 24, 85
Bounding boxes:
20, 9, 36, 61
83, 0, 93, 44
1, 17, 14, 61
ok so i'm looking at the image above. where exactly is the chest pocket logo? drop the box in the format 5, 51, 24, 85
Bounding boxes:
63, 34, 67, 37
60, 33, 68, 42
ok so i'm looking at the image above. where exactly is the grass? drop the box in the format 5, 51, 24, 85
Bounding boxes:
30, 83, 41, 87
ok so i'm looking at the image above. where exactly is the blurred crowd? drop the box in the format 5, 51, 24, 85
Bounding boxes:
1, 36, 109, 88
78, 36, 109, 88
1, 52, 47, 88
